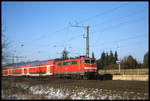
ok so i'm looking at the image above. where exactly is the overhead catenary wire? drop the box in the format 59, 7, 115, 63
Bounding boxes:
34, 14, 146, 59
8, 3, 147, 62
90, 33, 147, 47
32, 26, 69, 42
78, 2, 130, 24
13, 2, 132, 56
94, 40, 146, 59
39, 34, 83, 48
45, 3, 143, 49
90, 8, 146, 28
92, 16, 146, 35
31, 2, 130, 43
90, 15, 146, 46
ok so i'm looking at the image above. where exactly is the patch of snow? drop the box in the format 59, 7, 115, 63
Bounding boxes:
5, 82, 148, 100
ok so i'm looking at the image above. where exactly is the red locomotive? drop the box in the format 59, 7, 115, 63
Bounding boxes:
2, 56, 97, 79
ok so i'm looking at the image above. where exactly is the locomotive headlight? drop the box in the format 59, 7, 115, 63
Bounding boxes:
84, 67, 97, 69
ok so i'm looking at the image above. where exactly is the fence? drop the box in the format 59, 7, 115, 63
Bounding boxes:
98, 68, 149, 75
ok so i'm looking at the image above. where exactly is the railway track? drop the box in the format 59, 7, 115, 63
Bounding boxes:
2, 76, 149, 100
2, 76, 148, 93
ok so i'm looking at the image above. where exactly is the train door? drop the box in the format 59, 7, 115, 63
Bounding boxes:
8, 69, 11, 75
27, 68, 29, 75
9, 69, 12, 75
24, 68, 29, 75
46, 65, 50, 75
22, 68, 24, 75
80, 59, 84, 72
24, 68, 27, 74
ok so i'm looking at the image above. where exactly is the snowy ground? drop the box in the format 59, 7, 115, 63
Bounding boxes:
2, 82, 148, 100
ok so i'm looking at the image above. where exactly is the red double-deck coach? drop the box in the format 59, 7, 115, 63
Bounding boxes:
2, 56, 98, 79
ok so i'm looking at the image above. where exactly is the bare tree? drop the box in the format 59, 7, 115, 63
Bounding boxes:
2, 25, 11, 65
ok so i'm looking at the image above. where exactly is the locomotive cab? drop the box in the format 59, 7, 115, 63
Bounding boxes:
84, 58, 97, 72
82, 58, 98, 79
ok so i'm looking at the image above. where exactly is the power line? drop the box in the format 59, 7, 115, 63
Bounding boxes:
23, 2, 132, 53
64, 34, 82, 42
91, 8, 145, 27
91, 34, 147, 47
92, 16, 146, 34
78, 2, 130, 24
38, 34, 82, 48
31, 3, 130, 43
91, 15, 146, 45
31, 21, 82, 43
32, 26, 69, 42
94, 40, 146, 56
52, 3, 131, 47
36, 26, 85, 47
31, 17, 146, 58
11, 3, 145, 60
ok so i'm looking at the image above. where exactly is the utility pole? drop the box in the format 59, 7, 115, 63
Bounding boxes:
86, 26, 89, 57
12, 54, 15, 64
116, 44, 121, 74
71, 24, 90, 57
11, 55, 26, 64
15, 56, 26, 63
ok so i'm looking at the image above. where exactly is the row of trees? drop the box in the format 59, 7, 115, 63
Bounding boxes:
61, 48, 148, 69
97, 50, 149, 69
143, 51, 149, 68
97, 51, 118, 69
121, 55, 138, 69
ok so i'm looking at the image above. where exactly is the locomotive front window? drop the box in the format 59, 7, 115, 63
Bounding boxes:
85, 59, 90, 64
91, 60, 96, 64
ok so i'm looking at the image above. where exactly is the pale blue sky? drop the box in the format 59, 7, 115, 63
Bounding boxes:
2, 1, 149, 63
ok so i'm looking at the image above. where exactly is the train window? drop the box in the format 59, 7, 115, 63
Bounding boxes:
80, 60, 82, 64
84, 59, 90, 64
72, 61, 77, 64
91, 60, 96, 64
58, 62, 63, 66
65, 61, 72, 65
58, 61, 77, 66
63, 62, 66, 65
68, 61, 72, 65
63, 62, 68, 65
58, 62, 61, 66
65, 62, 68, 65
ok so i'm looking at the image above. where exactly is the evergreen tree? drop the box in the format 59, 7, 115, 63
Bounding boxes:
105, 52, 109, 66
115, 51, 118, 61
143, 51, 149, 68
98, 51, 105, 69
109, 50, 114, 64
121, 56, 128, 69
97, 59, 101, 70
92, 52, 95, 58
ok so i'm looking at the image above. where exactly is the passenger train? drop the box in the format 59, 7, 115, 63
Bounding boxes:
2, 56, 98, 79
